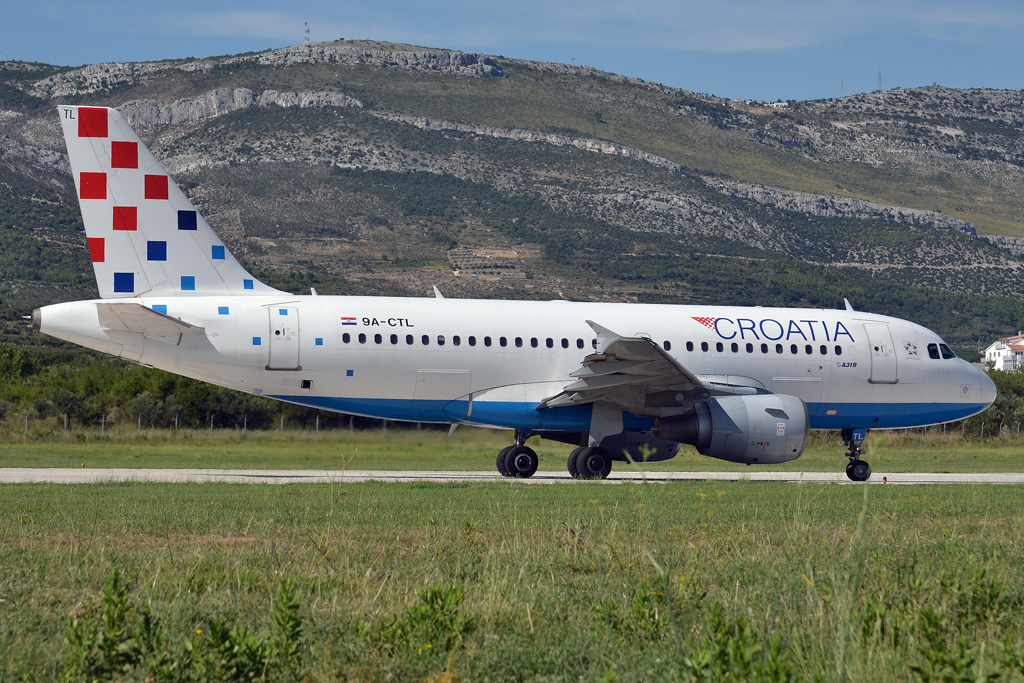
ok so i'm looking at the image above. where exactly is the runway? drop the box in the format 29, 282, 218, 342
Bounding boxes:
1, 469, 1023, 484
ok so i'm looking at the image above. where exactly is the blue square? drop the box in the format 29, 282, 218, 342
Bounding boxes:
346, 369, 354, 377
211, 245, 225, 260
177, 210, 197, 231
147, 241, 167, 261
113, 272, 133, 293
243, 279, 254, 290
181, 276, 195, 291
279, 309, 288, 315
152, 304, 167, 314
218, 306, 229, 315
315, 338, 323, 345
253, 337, 261, 346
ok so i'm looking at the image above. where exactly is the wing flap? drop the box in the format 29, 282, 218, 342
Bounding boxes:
539, 321, 766, 415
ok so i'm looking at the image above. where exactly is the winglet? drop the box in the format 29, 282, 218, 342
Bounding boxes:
433, 286, 445, 299
586, 320, 623, 353
844, 298, 854, 312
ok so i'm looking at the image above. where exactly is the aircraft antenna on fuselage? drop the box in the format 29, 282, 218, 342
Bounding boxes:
433, 286, 445, 299
844, 298, 855, 312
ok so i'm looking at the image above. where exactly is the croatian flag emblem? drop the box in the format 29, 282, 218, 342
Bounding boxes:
341, 317, 357, 326
692, 316, 716, 329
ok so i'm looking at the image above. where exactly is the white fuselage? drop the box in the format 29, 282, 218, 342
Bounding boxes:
37, 295, 996, 435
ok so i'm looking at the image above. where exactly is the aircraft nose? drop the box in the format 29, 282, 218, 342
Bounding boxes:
977, 366, 997, 406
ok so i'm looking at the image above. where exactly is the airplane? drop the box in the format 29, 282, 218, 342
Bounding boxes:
31, 106, 997, 481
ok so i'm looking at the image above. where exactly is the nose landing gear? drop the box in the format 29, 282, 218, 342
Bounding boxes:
842, 428, 871, 482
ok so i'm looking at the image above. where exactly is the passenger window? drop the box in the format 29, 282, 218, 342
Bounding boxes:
820, 345, 827, 355
835, 345, 842, 356
343, 333, 350, 344
664, 341, 672, 351
358, 333, 366, 344
577, 338, 584, 349
701, 341, 709, 352
731, 342, 739, 353
790, 344, 798, 354
500, 337, 508, 347
484, 336, 492, 347
761, 343, 768, 353
928, 343, 940, 360
374, 334, 382, 344
686, 341, 694, 352
776, 344, 783, 354
546, 338, 553, 348
406, 334, 414, 345
805, 344, 812, 355
390, 334, 398, 345
746, 343, 753, 353
561, 338, 569, 348
940, 344, 957, 360
716, 342, 724, 352
515, 337, 523, 348
531, 338, 539, 348
437, 335, 446, 346
453, 336, 461, 346
469, 336, 476, 347
592, 338, 598, 349
421, 335, 429, 345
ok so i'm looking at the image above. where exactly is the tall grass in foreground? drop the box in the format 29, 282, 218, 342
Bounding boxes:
1, 481, 1024, 681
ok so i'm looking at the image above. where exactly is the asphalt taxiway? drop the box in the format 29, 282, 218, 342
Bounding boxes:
1, 469, 1022, 484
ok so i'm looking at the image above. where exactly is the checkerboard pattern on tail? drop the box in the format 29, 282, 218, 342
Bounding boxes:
58, 106, 279, 299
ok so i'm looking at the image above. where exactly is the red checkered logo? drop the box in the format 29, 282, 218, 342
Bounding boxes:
692, 316, 716, 329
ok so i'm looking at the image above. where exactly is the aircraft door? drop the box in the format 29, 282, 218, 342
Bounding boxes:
267, 307, 301, 370
864, 323, 897, 383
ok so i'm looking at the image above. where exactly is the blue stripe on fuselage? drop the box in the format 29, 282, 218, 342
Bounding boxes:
269, 396, 990, 431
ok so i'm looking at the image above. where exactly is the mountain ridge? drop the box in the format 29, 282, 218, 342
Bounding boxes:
3, 39, 1024, 353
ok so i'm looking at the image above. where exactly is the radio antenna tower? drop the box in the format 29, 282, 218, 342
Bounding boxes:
876, 68, 882, 92
304, 22, 310, 45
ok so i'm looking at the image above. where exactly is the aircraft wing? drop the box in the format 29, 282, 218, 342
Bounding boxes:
538, 320, 763, 415
96, 303, 203, 345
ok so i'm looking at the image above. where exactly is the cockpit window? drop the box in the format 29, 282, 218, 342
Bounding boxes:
928, 343, 940, 360
940, 343, 957, 360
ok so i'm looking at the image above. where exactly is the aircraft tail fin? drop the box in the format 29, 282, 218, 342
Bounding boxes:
58, 105, 282, 299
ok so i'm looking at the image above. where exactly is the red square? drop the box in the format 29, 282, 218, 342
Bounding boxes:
110, 141, 138, 169
87, 238, 105, 262
113, 206, 137, 231
78, 107, 107, 138
144, 175, 168, 200
79, 172, 106, 199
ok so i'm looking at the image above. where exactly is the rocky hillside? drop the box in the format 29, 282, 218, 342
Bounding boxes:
3, 39, 1024, 351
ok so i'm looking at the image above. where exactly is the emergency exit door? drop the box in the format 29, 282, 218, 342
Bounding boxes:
864, 323, 897, 383
267, 307, 301, 370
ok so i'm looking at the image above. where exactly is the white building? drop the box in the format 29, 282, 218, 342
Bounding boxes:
984, 332, 1024, 371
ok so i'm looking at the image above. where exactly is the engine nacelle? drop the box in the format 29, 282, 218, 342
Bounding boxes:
654, 394, 810, 464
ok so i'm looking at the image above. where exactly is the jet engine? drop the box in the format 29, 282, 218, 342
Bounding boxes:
653, 394, 809, 464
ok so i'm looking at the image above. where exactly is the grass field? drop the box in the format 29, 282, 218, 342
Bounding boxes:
1, 425, 1023, 473
2, 479, 1024, 681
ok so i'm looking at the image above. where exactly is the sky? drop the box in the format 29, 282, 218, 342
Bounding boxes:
2, 0, 1023, 102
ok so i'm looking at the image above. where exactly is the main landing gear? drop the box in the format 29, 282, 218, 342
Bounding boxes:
494, 430, 615, 480
567, 446, 612, 480
842, 428, 871, 482
496, 429, 539, 478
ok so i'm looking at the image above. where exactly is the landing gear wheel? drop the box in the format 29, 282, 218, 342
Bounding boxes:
567, 447, 583, 478
496, 446, 513, 477
574, 447, 613, 480
846, 459, 871, 482
504, 445, 539, 478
